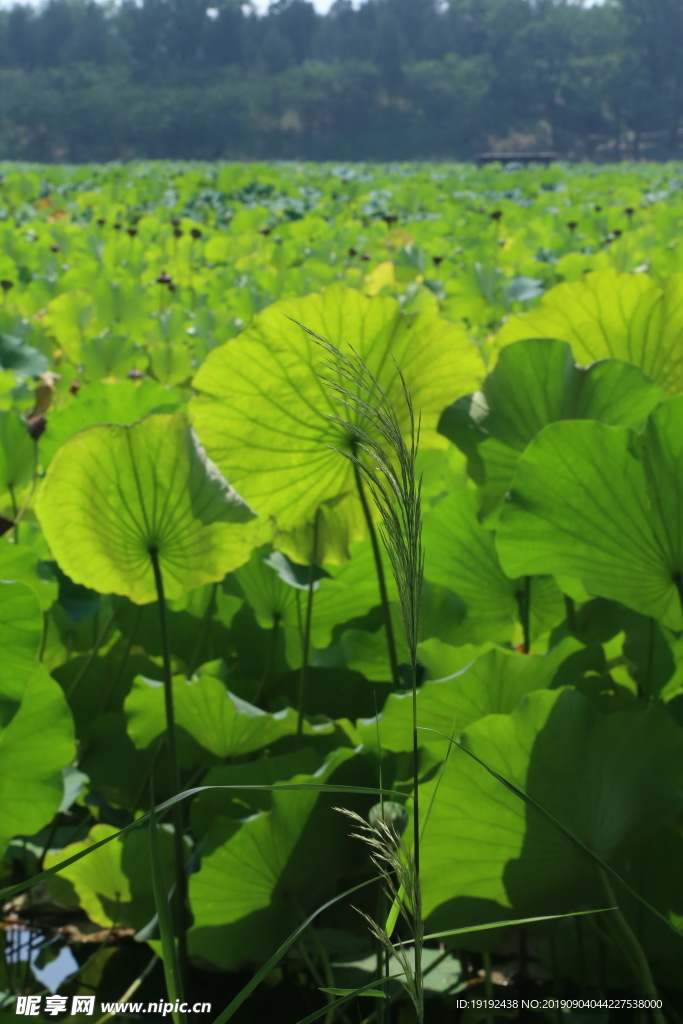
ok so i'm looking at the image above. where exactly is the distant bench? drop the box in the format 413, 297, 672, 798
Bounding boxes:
475, 152, 558, 166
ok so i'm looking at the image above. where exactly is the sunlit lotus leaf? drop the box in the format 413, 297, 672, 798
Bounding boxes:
0, 666, 75, 858
440, 338, 661, 514
36, 413, 258, 604
191, 285, 483, 539
496, 397, 683, 630
496, 270, 683, 395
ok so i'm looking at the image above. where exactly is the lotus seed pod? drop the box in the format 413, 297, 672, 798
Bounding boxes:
368, 801, 408, 837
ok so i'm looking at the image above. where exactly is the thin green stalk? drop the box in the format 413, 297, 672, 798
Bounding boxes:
643, 617, 656, 699
93, 954, 159, 1024
99, 605, 141, 714
299, 921, 355, 1024
575, 913, 587, 991
410, 656, 422, 1020
149, 793, 186, 1024
374, 704, 388, 1024
12, 440, 40, 540
674, 573, 683, 619
359, 949, 452, 1024
482, 950, 494, 1024
78, 608, 143, 764
66, 611, 115, 699
129, 735, 164, 816
354, 464, 400, 690
599, 872, 666, 1024
253, 614, 281, 705
516, 576, 531, 653
213, 878, 378, 1024
518, 927, 528, 985
0, 929, 15, 997
187, 582, 218, 675
375, 886, 388, 1024
297, 509, 320, 735
8, 483, 17, 522
149, 546, 189, 993
37, 813, 62, 869
564, 594, 577, 633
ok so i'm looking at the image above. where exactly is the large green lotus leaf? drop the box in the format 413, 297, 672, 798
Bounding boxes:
358, 638, 580, 755
0, 666, 75, 858
416, 639, 493, 682
80, 334, 145, 382
225, 554, 300, 670
148, 342, 194, 387
423, 490, 564, 645
496, 398, 683, 630
232, 548, 303, 630
0, 581, 43, 713
542, 823, 683, 991
36, 413, 258, 604
42, 290, 95, 361
334, 616, 409, 683
440, 339, 661, 514
188, 748, 359, 969
78, 711, 159, 812
44, 283, 151, 363
273, 489, 368, 564
190, 285, 483, 536
606, 827, 683, 989
40, 380, 184, 465
496, 270, 683, 396
234, 529, 398, 651
191, 750, 323, 833
420, 689, 683, 928
0, 332, 49, 378
0, 410, 33, 504
91, 279, 151, 336
125, 672, 335, 757
108, 588, 240, 681
314, 535, 398, 642
44, 823, 176, 931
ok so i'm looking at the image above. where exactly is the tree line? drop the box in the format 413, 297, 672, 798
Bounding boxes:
0, 0, 680, 163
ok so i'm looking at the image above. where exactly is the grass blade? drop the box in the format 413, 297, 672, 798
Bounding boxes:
0, 783, 401, 902
294, 977, 396, 1024
385, 724, 455, 937
212, 878, 377, 1024
421, 726, 683, 939
149, 794, 185, 1021
420, 907, 616, 942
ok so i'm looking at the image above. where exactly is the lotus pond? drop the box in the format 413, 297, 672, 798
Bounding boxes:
1, 160, 683, 1022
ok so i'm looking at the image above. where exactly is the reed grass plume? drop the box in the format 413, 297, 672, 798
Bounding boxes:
299, 323, 425, 1022
301, 327, 425, 665
335, 806, 424, 1022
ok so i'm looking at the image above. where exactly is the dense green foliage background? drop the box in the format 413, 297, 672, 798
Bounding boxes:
0, 0, 681, 162
3, 160, 683, 1020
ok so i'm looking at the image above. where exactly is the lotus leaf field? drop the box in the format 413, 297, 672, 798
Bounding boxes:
2, 160, 683, 1022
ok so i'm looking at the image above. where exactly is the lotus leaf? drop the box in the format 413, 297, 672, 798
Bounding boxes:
421, 689, 683, 927
36, 412, 258, 604
497, 397, 683, 629
190, 285, 482, 544
496, 270, 683, 396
